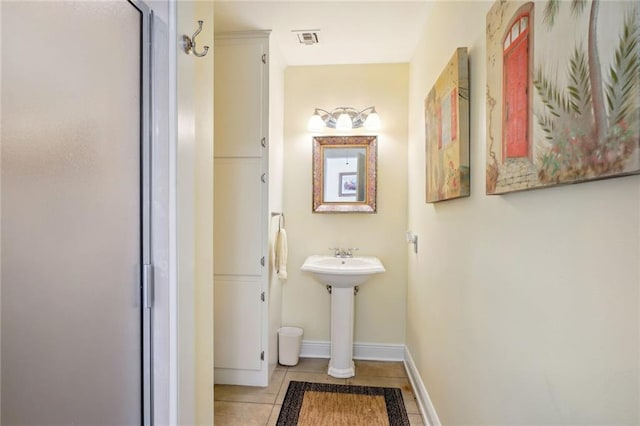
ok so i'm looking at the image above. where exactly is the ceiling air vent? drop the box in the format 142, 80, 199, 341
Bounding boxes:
292, 30, 320, 45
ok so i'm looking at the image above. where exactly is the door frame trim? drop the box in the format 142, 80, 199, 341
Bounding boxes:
128, 1, 153, 424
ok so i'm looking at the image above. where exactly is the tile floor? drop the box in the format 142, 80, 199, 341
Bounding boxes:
214, 358, 424, 425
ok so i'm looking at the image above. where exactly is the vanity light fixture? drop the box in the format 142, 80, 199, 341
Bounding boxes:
308, 106, 381, 131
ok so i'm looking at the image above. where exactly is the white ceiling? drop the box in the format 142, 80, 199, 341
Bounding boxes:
213, 1, 433, 66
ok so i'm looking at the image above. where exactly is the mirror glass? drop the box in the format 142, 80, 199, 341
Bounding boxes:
312, 136, 377, 213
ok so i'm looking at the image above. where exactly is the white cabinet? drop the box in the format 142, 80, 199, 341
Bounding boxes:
214, 278, 263, 371
213, 159, 263, 276
214, 37, 267, 158
214, 31, 271, 386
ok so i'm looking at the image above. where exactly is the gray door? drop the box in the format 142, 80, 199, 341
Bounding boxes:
1, 1, 149, 424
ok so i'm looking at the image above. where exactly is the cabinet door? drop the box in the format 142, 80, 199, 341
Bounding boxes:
214, 278, 262, 370
214, 158, 263, 276
214, 38, 267, 158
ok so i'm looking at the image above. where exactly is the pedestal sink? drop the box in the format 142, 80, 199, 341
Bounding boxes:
301, 255, 385, 378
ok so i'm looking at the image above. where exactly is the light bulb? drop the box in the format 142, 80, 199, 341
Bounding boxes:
364, 109, 381, 130
336, 112, 353, 130
308, 111, 325, 131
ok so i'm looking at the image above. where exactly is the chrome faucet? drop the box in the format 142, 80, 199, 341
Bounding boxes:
329, 248, 358, 258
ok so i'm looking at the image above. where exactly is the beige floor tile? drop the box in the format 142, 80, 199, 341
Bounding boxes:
286, 357, 329, 374
400, 392, 420, 414
214, 369, 286, 404
408, 413, 424, 425
266, 404, 282, 426
276, 371, 347, 404
213, 401, 273, 426
354, 360, 407, 378
271, 368, 287, 391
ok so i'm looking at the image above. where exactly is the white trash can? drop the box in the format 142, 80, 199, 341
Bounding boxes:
278, 326, 303, 366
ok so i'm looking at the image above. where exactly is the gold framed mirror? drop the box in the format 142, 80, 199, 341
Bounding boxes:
312, 135, 377, 213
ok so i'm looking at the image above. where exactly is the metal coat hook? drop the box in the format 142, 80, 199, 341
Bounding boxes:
183, 20, 209, 57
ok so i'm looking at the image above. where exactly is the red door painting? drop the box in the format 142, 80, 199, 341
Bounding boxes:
503, 14, 530, 158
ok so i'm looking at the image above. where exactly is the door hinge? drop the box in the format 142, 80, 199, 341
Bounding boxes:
142, 264, 154, 309
261, 292, 265, 302
260, 351, 265, 361
260, 256, 265, 266
261, 54, 266, 64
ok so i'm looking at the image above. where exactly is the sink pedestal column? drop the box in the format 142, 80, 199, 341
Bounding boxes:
328, 286, 355, 378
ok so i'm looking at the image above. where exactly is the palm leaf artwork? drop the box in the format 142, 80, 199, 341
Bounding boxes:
542, 0, 560, 27
533, 67, 571, 118
536, 114, 556, 141
567, 45, 592, 118
486, 0, 640, 193
604, 7, 640, 128
532, 4, 640, 183
533, 66, 572, 141
569, 0, 588, 18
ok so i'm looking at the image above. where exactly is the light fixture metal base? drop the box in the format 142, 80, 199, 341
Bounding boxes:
309, 106, 379, 130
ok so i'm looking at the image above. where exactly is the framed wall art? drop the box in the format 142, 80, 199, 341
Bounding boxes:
312, 136, 377, 213
425, 47, 470, 202
486, 1, 639, 194
338, 172, 357, 197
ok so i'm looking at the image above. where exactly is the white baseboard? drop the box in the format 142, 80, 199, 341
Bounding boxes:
403, 346, 441, 426
299, 340, 405, 361
299, 340, 330, 358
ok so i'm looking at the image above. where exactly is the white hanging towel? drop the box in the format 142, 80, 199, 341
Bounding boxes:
275, 228, 288, 280
270, 226, 277, 271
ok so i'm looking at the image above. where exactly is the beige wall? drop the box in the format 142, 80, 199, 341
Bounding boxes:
407, 1, 639, 424
194, 2, 214, 423
283, 64, 408, 344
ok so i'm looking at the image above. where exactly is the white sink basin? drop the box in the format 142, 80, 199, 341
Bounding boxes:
301, 255, 385, 287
